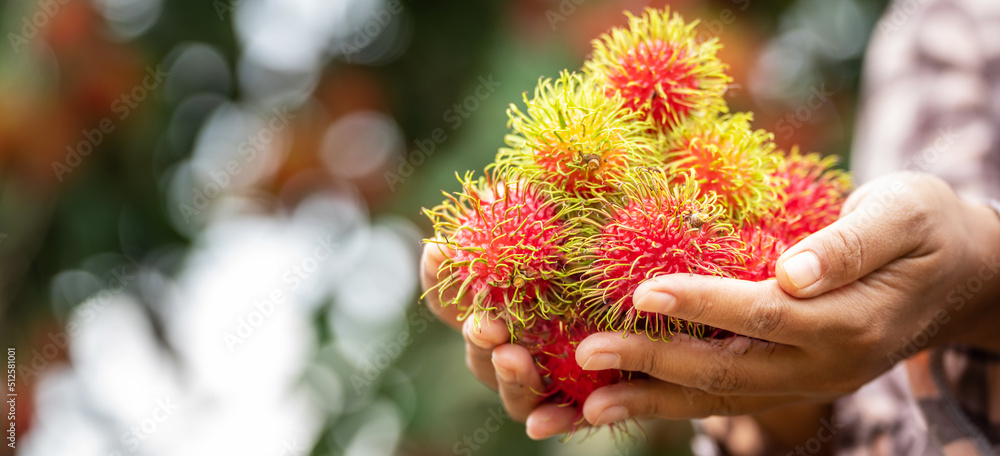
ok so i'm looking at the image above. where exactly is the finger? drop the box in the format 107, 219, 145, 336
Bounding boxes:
583, 379, 801, 425
492, 344, 545, 422
525, 403, 580, 440
421, 242, 463, 331
576, 332, 805, 395
462, 311, 510, 389
775, 173, 937, 298
632, 274, 810, 344
839, 179, 875, 216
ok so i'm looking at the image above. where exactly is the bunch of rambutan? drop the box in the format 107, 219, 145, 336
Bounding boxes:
424, 7, 850, 428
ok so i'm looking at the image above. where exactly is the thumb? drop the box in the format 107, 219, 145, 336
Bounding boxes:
775, 179, 927, 298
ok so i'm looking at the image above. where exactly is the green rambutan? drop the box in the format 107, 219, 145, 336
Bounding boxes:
663, 112, 785, 222
574, 170, 747, 338
584, 7, 731, 129
497, 71, 657, 198
423, 174, 576, 327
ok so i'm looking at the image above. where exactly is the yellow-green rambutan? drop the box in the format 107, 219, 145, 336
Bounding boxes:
497, 71, 657, 198
663, 112, 785, 222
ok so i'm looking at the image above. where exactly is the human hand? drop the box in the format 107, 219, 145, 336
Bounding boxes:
573, 172, 1000, 425
420, 243, 583, 438
421, 235, 820, 439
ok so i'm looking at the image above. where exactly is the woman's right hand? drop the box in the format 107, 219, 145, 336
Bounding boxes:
420, 243, 579, 439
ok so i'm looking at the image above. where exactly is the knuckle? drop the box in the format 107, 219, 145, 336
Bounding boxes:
637, 349, 660, 376
910, 204, 936, 236
709, 394, 741, 416
897, 175, 940, 224
898, 192, 932, 224
683, 290, 713, 323
465, 350, 495, 388
741, 296, 787, 340
699, 356, 747, 395
642, 395, 668, 419
830, 227, 866, 279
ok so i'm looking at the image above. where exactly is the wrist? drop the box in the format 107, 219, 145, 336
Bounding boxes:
951, 198, 1000, 353
700, 402, 836, 456
751, 402, 836, 453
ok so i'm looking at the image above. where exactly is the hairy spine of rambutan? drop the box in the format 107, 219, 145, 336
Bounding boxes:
584, 7, 731, 129
423, 173, 578, 329
496, 71, 657, 198
736, 222, 787, 282
572, 170, 747, 339
663, 112, 785, 222
771, 147, 851, 244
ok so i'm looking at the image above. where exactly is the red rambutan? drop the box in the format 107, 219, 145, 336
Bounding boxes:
584, 7, 731, 129
772, 148, 851, 244
424, 174, 576, 326
736, 222, 787, 282
575, 170, 747, 338
521, 317, 626, 416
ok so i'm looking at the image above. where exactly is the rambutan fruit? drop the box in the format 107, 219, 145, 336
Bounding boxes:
736, 222, 787, 282
733, 150, 850, 281
574, 170, 747, 339
423, 174, 576, 327
521, 317, 626, 420
584, 7, 731, 130
497, 71, 657, 198
663, 112, 785, 222
772, 148, 851, 244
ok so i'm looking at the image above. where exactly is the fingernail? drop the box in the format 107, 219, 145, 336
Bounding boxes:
582, 352, 620, 371
467, 330, 491, 349
525, 416, 549, 440
494, 364, 516, 383
593, 406, 629, 426
634, 289, 676, 314
782, 251, 821, 289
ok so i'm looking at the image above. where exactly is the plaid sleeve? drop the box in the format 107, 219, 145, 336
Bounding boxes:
850, 0, 1000, 200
